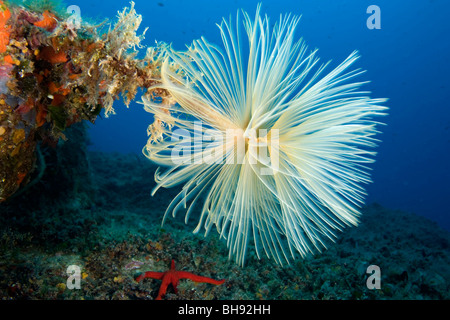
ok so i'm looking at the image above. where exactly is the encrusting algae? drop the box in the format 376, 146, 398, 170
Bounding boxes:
0, 1, 173, 202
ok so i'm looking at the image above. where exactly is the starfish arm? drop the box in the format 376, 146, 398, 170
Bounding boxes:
156, 275, 171, 300
172, 278, 180, 294
176, 271, 226, 285
135, 271, 165, 282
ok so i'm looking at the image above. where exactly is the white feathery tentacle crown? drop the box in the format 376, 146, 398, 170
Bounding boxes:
142, 4, 388, 266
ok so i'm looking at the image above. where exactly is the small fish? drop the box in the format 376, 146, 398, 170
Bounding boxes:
124, 260, 144, 270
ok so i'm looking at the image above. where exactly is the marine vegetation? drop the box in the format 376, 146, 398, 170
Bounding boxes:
1, 1, 387, 267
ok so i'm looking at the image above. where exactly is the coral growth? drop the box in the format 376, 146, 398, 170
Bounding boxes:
33, 10, 57, 31
0, 1, 11, 53
142, 5, 387, 266
0, 1, 168, 202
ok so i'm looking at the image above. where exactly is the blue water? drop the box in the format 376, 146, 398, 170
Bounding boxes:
79, 0, 450, 231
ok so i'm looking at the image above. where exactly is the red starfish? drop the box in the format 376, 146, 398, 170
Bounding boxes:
135, 259, 225, 300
